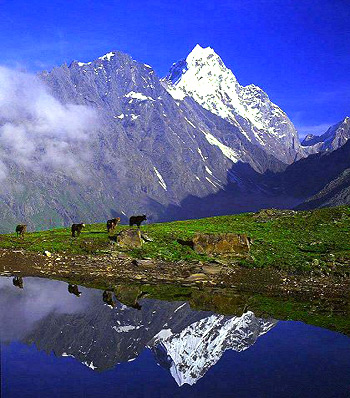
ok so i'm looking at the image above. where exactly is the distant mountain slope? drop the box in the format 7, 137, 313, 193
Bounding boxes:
301, 117, 350, 153
0, 45, 348, 230
296, 168, 350, 210
265, 139, 350, 208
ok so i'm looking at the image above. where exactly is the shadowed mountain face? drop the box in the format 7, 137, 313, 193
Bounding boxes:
0, 277, 277, 385
0, 46, 310, 231
263, 139, 350, 209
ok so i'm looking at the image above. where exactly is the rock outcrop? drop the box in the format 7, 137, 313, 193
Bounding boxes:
193, 232, 251, 256
116, 229, 143, 248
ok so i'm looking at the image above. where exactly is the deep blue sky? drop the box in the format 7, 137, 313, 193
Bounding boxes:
0, 0, 349, 137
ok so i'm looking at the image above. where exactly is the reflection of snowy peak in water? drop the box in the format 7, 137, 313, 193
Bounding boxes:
151, 311, 276, 386
2, 278, 277, 385
24, 297, 213, 371
25, 298, 276, 385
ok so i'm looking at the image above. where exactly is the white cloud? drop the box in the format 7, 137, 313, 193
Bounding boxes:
0, 66, 98, 180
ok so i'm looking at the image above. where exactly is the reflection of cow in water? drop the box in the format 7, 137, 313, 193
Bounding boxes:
13, 276, 23, 289
131, 301, 142, 310
68, 284, 81, 297
103, 290, 116, 308
103, 289, 146, 310
131, 291, 149, 310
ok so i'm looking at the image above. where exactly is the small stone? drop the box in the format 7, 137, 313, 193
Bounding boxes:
186, 273, 208, 282
44, 251, 52, 257
132, 259, 156, 267
141, 233, 153, 242
117, 253, 129, 259
201, 265, 223, 275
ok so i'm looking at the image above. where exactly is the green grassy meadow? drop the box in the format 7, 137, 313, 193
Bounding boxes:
1, 206, 350, 274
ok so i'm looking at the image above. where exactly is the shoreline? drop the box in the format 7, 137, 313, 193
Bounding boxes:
2, 248, 349, 334
1, 248, 349, 301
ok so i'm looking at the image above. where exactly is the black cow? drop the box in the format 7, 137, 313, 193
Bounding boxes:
71, 223, 85, 237
16, 224, 27, 238
129, 215, 147, 227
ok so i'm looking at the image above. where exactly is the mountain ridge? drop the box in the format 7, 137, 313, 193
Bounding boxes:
0, 45, 347, 230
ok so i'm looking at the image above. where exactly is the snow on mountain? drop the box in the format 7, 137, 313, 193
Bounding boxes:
151, 311, 277, 386
0, 46, 312, 230
301, 117, 350, 153
164, 44, 301, 164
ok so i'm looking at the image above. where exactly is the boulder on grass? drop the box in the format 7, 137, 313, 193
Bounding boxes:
193, 233, 250, 256
117, 229, 142, 248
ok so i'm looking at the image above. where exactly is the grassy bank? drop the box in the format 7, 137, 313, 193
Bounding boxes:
1, 206, 350, 274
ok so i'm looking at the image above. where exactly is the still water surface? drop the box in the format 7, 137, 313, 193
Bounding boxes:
0, 277, 349, 398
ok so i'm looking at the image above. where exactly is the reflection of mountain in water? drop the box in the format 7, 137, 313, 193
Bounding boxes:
151, 312, 276, 386
0, 277, 277, 385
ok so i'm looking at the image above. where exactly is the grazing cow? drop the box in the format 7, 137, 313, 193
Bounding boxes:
15, 224, 27, 238
71, 223, 85, 237
103, 290, 116, 308
68, 284, 81, 297
107, 217, 121, 233
129, 215, 147, 228
13, 276, 23, 289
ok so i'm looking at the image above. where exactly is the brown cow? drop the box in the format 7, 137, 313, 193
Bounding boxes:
107, 217, 120, 233
15, 224, 27, 238
71, 223, 85, 237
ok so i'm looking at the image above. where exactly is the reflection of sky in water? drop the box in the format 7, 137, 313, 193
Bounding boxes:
0, 277, 94, 341
1, 277, 350, 398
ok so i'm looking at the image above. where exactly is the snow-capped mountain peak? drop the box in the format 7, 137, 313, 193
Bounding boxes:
98, 51, 117, 61
164, 45, 301, 163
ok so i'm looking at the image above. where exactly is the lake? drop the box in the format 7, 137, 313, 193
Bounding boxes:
0, 276, 349, 397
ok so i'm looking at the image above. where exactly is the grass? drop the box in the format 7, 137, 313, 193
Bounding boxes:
1, 206, 350, 274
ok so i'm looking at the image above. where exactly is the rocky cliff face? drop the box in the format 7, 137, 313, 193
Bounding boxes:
263, 139, 350, 209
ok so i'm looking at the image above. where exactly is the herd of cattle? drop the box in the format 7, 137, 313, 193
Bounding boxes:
15, 214, 147, 238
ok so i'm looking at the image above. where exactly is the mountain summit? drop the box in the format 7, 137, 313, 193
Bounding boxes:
164, 45, 302, 164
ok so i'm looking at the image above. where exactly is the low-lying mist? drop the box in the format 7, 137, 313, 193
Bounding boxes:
0, 66, 98, 180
